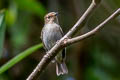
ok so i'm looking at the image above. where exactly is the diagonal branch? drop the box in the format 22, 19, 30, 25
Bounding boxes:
66, 8, 120, 45
64, 0, 100, 37
26, 0, 120, 80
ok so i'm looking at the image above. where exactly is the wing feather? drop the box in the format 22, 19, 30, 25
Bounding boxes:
41, 27, 48, 51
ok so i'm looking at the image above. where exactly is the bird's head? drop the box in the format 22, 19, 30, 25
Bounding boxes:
44, 12, 59, 24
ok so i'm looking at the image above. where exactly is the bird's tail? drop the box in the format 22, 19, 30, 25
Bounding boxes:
56, 61, 68, 76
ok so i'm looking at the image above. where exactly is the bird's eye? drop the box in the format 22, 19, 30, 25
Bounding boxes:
47, 16, 51, 19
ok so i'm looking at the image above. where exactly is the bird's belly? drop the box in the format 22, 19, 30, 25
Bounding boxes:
43, 27, 62, 50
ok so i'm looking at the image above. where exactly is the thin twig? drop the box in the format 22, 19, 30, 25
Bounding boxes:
26, 0, 120, 80
65, 0, 97, 37
66, 8, 120, 45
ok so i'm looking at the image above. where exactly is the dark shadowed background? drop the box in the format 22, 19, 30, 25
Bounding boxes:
0, 0, 120, 80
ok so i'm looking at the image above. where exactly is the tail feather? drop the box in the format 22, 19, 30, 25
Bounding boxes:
56, 62, 68, 76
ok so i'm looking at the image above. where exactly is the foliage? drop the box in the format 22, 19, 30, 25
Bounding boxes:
0, 0, 120, 80
0, 10, 6, 58
0, 43, 42, 74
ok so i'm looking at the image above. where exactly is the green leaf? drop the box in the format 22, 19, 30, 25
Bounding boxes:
0, 43, 43, 74
0, 10, 6, 58
6, 1, 17, 26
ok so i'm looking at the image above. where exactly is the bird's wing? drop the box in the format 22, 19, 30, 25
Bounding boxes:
59, 26, 64, 36
58, 26, 66, 61
41, 27, 48, 51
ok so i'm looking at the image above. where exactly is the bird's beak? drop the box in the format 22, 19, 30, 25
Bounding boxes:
55, 12, 58, 16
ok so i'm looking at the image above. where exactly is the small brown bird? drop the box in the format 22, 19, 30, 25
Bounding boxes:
41, 12, 68, 76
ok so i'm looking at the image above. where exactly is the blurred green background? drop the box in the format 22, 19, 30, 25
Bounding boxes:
0, 0, 120, 80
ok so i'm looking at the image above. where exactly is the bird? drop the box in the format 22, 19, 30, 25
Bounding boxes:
41, 12, 68, 76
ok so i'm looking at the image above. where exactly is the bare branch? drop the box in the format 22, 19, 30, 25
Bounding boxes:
66, 8, 120, 45
26, 0, 120, 80
64, 0, 100, 37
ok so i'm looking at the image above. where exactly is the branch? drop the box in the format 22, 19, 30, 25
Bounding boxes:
26, 0, 120, 80
64, 0, 99, 37
66, 8, 120, 45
